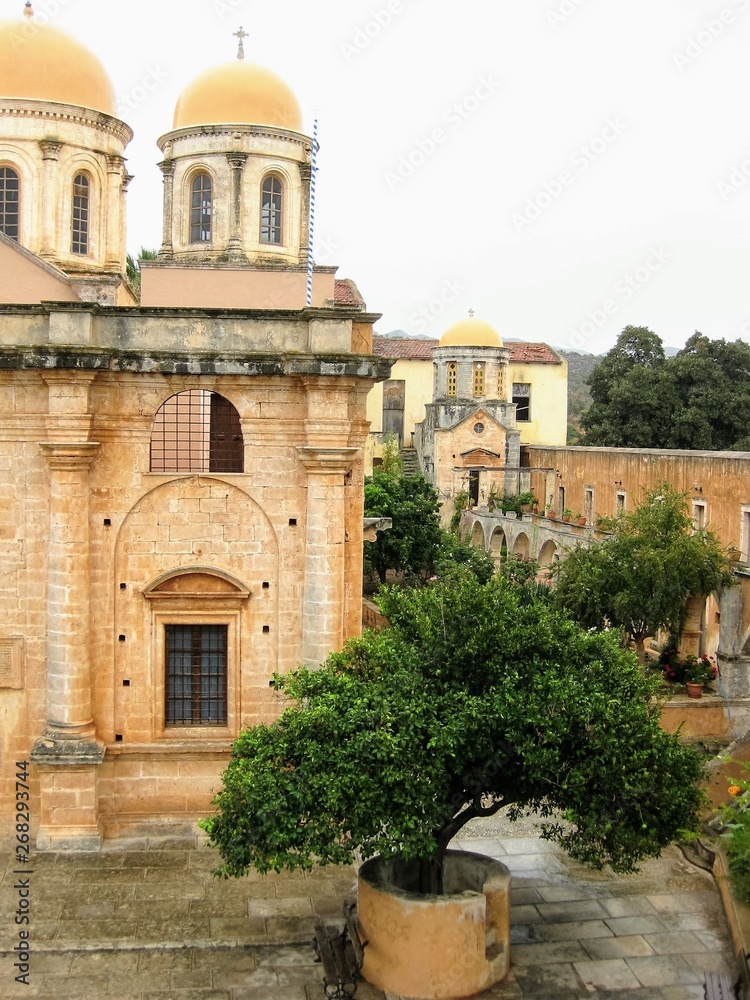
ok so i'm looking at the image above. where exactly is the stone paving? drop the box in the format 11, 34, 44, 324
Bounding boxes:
0, 823, 738, 1000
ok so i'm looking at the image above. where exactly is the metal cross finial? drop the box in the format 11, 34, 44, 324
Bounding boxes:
233, 26, 248, 60
469, 308, 475, 318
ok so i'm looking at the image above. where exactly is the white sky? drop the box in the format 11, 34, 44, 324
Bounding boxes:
17, 0, 750, 354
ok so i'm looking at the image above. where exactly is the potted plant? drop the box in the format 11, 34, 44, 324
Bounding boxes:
201, 577, 705, 1000
575, 513, 586, 526
683, 654, 717, 698
545, 506, 556, 519
561, 507, 573, 523
518, 490, 536, 514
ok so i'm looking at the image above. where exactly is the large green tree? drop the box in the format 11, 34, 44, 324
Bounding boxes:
202, 575, 705, 893
582, 326, 750, 450
582, 326, 675, 447
553, 484, 733, 660
363, 466, 442, 584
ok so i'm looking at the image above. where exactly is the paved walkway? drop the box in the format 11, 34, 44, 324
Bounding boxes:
0, 823, 737, 1000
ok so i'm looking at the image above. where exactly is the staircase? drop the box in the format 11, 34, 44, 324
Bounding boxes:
400, 448, 420, 475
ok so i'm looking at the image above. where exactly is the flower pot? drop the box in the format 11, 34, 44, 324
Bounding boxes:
358, 851, 511, 1000
576, 517, 587, 526
562, 515, 571, 523
686, 682, 703, 699
545, 510, 556, 519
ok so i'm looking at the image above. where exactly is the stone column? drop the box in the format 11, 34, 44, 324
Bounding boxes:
299, 161, 312, 265
30, 372, 103, 850
158, 159, 175, 258
680, 594, 707, 658
297, 447, 358, 667
226, 152, 248, 261
38, 140, 62, 259
105, 155, 125, 268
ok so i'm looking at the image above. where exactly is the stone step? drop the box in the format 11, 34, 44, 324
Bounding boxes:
400, 448, 420, 474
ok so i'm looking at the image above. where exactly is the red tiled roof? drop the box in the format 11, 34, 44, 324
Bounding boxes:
372, 337, 562, 364
334, 279, 363, 307
373, 337, 438, 359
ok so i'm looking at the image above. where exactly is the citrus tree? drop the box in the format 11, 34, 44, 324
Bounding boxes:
553, 484, 733, 660
202, 575, 704, 893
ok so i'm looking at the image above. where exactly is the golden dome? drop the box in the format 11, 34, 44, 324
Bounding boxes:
173, 61, 302, 131
0, 14, 116, 115
439, 317, 503, 349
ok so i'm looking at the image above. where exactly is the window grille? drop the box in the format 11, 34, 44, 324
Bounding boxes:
165, 624, 227, 726
473, 363, 485, 397
260, 175, 283, 244
497, 365, 505, 399
71, 174, 89, 254
190, 173, 212, 243
447, 362, 457, 397
150, 390, 244, 473
0, 167, 19, 241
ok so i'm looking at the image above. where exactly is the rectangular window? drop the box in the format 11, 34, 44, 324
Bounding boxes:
692, 501, 707, 531
71, 175, 89, 255
512, 382, 531, 421
165, 624, 227, 726
616, 491, 626, 514
741, 507, 750, 562
472, 363, 485, 397
447, 362, 457, 397
584, 488, 594, 522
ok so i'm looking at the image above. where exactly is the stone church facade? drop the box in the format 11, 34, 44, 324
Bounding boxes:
0, 7, 388, 848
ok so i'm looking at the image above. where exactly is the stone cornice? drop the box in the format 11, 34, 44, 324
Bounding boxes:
0, 346, 392, 380
297, 446, 359, 473
158, 123, 310, 154
0, 99, 133, 144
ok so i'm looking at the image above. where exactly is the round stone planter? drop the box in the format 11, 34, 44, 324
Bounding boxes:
357, 850, 511, 1000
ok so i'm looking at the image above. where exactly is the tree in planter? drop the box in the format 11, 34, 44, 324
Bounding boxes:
363, 464, 442, 585
201, 575, 705, 893
553, 484, 733, 661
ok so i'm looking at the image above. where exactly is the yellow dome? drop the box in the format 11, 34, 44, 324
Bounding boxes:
173, 61, 302, 131
0, 16, 116, 115
439, 318, 503, 349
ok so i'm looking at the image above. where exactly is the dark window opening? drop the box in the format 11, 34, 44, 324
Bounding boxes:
190, 173, 212, 243
512, 382, 531, 422
0, 167, 19, 241
260, 175, 282, 244
150, 390, 244, 473
71, 173, 89, 255
165, 624, 227, 726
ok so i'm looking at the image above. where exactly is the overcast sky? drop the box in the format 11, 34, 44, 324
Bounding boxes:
20, 0, 750, 354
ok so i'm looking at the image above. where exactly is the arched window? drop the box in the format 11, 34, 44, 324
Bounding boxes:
446, 362, 457, 397
71, 173, 89, 254
150, 390, 244, 473
473, 362, 485, 397
190, 173, 212, 243
497, 364, 505, 399
0, 167, 19, 241
260, 175, 282, 244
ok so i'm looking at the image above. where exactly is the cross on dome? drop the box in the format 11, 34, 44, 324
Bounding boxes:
233, 26, 248, 60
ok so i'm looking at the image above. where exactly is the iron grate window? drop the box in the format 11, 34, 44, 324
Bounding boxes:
447, 362, 457, 397
190, 173, 212, 243
260, 175, 282, 244
150, 390, 244, 473
165, 624, 227, 726
0, 167, 19, 241
473, 363, 485, 397
71, 174, 89, 255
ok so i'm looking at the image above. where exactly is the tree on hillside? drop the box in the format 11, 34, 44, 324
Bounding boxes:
202, 575, 705, 893
363, 459, 442, 584
553, 484, 733, 660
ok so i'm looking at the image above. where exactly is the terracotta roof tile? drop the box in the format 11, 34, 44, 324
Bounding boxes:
334, 279, 363, 307
372, 337, 562, 364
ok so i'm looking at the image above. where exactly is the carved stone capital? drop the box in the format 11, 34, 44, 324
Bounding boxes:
158, 158, 176, 177
106, 154, 126, 174
297, 446, 359, 475
39, 441, 100, 469
39, 140, 63, 160
226, 151, 248, 170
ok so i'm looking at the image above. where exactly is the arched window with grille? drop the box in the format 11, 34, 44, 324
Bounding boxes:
150, 390, 244, 473
0, 167, 19, 241
190, 173, 212, 243
446, 362, 458, 397
71, 173, 90, 254
260, 174, 283, 244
